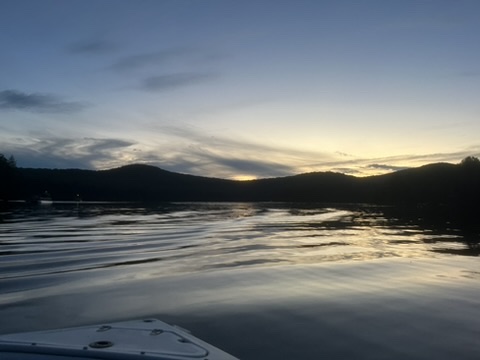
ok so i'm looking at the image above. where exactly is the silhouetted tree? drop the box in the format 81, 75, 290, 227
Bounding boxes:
460, 156, 480, 168
7, 155, 16, 168
0, 154, 7, 166
456, 155, 480, 214
0, 154, 16, 172
0, 153, 18, 201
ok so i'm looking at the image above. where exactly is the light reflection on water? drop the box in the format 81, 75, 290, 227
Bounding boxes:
0, 202, 479, 359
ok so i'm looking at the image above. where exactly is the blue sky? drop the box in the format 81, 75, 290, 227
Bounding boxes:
1, 0, 479, 179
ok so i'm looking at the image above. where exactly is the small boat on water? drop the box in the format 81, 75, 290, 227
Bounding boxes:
0, 319, 239, 359
27, 191, 53, 205
39, 197, 53, 205
39, 191, 53, 205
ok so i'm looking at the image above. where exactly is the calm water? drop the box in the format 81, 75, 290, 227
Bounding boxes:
0, 202, 479, 359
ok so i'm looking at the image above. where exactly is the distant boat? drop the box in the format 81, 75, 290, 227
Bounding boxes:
0, 318, 239, 359
28, 191, 53, 205
39, 198, 53, 205
39, 191, 53, 205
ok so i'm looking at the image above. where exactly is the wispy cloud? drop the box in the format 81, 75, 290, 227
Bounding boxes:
68, 40, 118, 55
151, 150, 297, 179
141, 73, 217, 92
140, 125, 334, 178
296, 148, 480, 177
163, 124, 480, 178
4, 127, 479, 179
366, 164, 410, 172
0, 90, 87, 114
3, 137, 134, 169
108, 48, 222, 92
111, 49, 192, 72
110, 48, 223, 72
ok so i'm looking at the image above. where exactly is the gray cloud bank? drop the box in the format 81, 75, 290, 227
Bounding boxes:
0, 90, 86, 113
2, 130, 301, 179
151, 151, 297, 179
4, 137, 134, 169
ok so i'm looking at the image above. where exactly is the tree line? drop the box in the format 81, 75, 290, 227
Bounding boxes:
1, 154, 480, 208
0, 154, 18, 201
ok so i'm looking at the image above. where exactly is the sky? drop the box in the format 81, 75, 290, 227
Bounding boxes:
1, 0, 479, 180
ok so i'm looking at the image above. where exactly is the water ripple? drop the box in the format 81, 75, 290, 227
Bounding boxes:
0, 203, 477, 287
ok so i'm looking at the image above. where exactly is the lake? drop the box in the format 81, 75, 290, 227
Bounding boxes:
0, 202, 479, 359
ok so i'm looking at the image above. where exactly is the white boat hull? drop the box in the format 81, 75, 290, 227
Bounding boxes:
0, 319, 238, 359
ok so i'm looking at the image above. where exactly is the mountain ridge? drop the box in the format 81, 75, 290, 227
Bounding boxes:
2, 160, 480, 205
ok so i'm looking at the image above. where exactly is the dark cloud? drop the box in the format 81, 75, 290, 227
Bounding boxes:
5, 134, 295, 177
68, 40, 118, 55
4, 137, 134, 169
213, 157, 294, 175
331, 167, 364, 176
366, 164, 410, 172
142, 126, 314, 178
141, 73, 217, 92
198, 154, 296, 178
0, 90, 86, 113
150, 153, 296, 179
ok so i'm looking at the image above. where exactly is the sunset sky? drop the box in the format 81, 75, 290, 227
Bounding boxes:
1, 0, 479, 180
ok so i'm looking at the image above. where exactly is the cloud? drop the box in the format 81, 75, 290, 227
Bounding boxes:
366, 164, 410, 172
0, 90, 87, 113
108, 48, 223, 92
68, 40, 118, 55
5, 124, 479, 179
211, 157, 295, 175
1, 125, 305, 178
141, 73, 217, 92
330, 167, 364, 176
111, 49, 193, 72
110, 48, 223, 72
3, 137, 134, 169
304, 149, 480, 177
156, 152, 297, 179
140, 125, 331, 178
367, 151, 478, 167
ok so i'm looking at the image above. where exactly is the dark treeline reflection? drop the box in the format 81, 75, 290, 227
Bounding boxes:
380, 204, 480, 256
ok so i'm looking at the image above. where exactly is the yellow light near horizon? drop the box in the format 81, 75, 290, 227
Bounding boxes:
231, 175, 257, 181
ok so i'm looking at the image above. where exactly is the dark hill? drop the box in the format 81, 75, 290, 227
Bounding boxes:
2, 160, 480, 205
362, 162, 479, 204
97, 164, 238, 201
238, 172, 359, 202
15, 164, 238, 202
